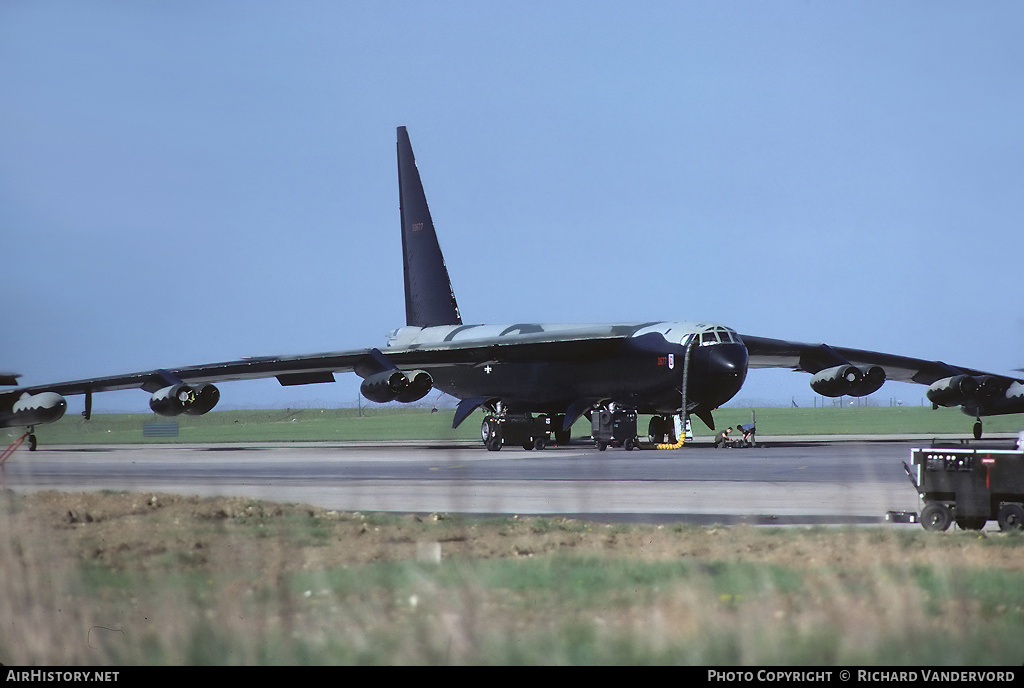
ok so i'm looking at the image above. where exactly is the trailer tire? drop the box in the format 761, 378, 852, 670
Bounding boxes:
956, 517, 986, 531
921, 503, 952, 532
997, 503, 1024, 531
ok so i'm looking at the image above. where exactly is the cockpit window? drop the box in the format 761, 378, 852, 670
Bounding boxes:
698, 327, 739, 346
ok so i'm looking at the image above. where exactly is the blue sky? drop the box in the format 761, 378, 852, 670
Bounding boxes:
2, 1, 1022, 413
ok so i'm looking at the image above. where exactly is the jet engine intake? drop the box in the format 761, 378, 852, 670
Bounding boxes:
360, 370, 433, 404
809, 365, 885, 398
150, 383, 220, 417
851, 365, 886, 397
396, 370, 433, 403
974, 375, 1011, 399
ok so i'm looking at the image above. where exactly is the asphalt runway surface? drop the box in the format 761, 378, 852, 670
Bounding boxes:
0, 435, 973, 526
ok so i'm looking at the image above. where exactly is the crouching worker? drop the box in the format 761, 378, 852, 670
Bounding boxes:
714, 426, 733, 448
738, 423, 755, 447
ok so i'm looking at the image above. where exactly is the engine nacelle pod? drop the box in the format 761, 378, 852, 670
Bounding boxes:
809, 364, 886, 397
360, 370, 434, 404
360, 370, 410, 403
150, 383, 220, 417
809, 365, 862, 397
926, 375, 979, 408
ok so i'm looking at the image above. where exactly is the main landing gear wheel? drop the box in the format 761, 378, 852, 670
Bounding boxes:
648, 416, 665, 444
650, 415, 677, 444
973, 421, 983, 440
482, 418, 502, 451
552, 415, 570, 446
956, 517, 986, 531
920, 503, 952, 532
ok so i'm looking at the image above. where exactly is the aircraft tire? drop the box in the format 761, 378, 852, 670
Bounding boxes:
647, 417, 664, 444
482, 417, 500, 444
956, 517, 986, 530
973, 421, 983, 440
920, 503, 952, 532
997, 503, 1024, 531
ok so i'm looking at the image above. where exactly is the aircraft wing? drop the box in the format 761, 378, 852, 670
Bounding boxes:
740, 334, 1020, 386
7, 332, 629, 399
8, 349, 377, 398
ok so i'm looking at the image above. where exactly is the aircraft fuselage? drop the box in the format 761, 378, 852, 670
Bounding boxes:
385, 320, 748, 418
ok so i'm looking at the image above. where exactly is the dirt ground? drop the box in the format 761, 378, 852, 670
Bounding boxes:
4, 489, 1024, 577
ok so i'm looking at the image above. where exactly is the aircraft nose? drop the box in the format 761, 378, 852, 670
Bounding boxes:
700, 343, 748, 376
689, 343, 748, 407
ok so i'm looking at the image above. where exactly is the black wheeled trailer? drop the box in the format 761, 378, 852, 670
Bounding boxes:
591, 408, 638, 451
901, 446, 1024, 531
481, 413, 553, 451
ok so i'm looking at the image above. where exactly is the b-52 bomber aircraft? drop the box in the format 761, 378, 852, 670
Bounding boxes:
4, 127, 1023, 451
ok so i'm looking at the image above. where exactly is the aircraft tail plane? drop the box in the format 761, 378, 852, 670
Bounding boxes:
397, 126, 462, 328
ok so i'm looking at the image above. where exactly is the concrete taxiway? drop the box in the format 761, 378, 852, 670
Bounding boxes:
0, 436, 964, 525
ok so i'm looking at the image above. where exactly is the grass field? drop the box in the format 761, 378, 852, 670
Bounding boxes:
5, 490, 1024, 665
10, 405, 1022, 446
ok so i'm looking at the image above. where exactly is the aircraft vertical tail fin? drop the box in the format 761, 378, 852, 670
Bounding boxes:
397, 126, 463, 328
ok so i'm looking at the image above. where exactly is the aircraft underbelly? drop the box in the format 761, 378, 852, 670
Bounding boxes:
425, 355, 680, 411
